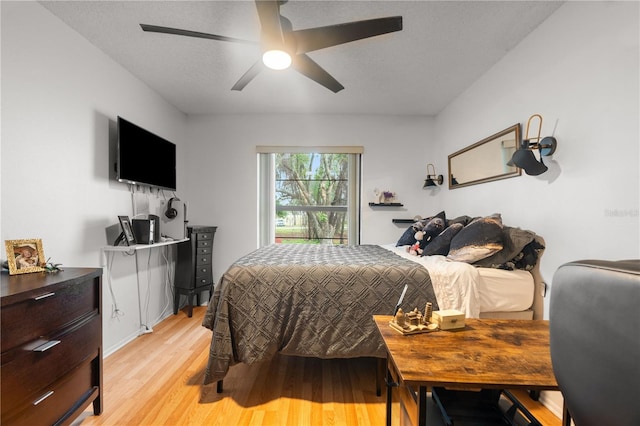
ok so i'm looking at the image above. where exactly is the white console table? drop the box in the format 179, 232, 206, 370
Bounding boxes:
101, 239, 188, 335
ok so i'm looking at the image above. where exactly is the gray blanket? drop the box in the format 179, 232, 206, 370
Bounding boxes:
202, 244, 438, 385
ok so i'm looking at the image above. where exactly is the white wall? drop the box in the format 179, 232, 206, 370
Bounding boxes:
2, 2, 638, 416
1, 2, 188, 355
433, 0, 639, 307
430, 1, 639, 416
183, 113, 435, 279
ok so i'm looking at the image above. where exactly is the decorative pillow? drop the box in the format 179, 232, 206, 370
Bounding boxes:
425, 210, 447, 225
446, 215, 473, 227
511, 239, 545, 270
423, 217, 446, 240
423, 223, 463, 256
473, 226, 536, 268
396, 225, 419, 246
396, 211, 446, 246
447, 214, 504, 263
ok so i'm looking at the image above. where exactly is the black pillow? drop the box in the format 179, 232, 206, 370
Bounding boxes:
396, 211, 446, 246
423, 223, 464, 256
396, 226, 419, 246
423, 217, 446, 240
447, 215, 473, 227
447, 214, 504, 263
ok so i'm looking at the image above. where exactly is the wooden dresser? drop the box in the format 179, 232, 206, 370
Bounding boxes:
174, 225, 217, 317
1, 268, 103, 426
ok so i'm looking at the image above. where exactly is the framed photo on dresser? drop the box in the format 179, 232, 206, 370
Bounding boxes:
4, 238, 46, 275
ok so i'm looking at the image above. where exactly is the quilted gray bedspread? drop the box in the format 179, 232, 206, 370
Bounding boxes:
202, 244, 438, 385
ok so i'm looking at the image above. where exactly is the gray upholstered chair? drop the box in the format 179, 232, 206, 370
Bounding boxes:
550, 259, 640, 426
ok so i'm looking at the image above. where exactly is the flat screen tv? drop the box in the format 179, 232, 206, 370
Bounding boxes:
116, 116, 176, 191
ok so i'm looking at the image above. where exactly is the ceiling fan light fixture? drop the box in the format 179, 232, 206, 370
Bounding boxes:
262, 49, 291, 70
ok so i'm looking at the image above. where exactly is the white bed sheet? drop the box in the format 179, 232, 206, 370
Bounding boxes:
476, 267, 534, 313
380, 244, 534, 317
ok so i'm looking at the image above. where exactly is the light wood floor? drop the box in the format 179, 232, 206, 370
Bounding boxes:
77, 306, 561, 426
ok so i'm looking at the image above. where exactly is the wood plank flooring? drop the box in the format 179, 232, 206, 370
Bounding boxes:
76, 306, 561, 425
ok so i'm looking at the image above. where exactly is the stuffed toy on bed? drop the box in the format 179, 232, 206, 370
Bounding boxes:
407, 217, 445, 256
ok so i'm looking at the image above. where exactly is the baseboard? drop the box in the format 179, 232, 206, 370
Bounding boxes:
539, 390, 564, 420
103, 309, 175, 358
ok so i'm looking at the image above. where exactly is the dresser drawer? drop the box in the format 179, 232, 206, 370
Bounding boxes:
1, 279, 98, 351
196, 238, 213, 249
1, 314, 100, 413
194, 275, 213, 287
2, 359, 96, 426
195, 255, 212, 266
196, 247, 212, 256
194, 264, 212, 278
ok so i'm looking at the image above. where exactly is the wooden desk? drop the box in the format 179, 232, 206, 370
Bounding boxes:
373, 316, 559, 426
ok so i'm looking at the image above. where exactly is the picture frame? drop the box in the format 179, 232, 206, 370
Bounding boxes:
5, 238, 46, 275
118, 215, 136, 246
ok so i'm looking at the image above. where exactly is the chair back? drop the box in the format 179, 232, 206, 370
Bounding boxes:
550, 259, 640, 426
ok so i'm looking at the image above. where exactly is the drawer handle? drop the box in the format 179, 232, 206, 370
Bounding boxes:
33, 340, 61, 352
34, 292, 56, 300
33, 390, 54, 406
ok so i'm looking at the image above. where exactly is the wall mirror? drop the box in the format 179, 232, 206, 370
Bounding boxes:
448, 124, 521, 189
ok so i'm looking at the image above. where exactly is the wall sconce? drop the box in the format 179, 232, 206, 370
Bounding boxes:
508, 114, 557, 176
423, 164, 444, 187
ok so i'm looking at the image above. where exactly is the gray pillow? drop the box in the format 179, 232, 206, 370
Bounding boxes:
447, 214, 504, 263
473, 226, 536, 267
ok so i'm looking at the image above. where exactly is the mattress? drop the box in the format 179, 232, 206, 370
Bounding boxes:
381, 244, 534, 314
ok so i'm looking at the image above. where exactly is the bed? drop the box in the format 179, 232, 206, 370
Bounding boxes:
201, 213, 545, 388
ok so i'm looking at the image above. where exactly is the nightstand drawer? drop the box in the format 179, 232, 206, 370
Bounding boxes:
1, 279, 98, 351
2, 359, 96, 426
1, 314, 100, 413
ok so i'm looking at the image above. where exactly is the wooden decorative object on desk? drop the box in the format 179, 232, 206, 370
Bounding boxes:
389, 307, 439, 335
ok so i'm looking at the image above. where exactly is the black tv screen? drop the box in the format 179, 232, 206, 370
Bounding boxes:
117, 116, 176, 191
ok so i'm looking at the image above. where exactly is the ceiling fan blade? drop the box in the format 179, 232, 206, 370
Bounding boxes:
254, 0, 285, 47
292, 54, 344, 93
293, 16, 403, 54
140, 24, 257, 45
231, 60, 265, 91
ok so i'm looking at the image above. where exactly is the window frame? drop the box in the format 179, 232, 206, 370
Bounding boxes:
257, 146, 362, 247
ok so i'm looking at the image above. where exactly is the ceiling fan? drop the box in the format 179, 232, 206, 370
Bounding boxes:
140, 0, 402, 93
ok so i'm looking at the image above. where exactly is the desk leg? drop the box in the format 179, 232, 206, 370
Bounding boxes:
418, 386, 428, 426
386, 366, 393, 426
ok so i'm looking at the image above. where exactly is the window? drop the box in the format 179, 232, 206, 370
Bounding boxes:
258, 146, 362, 246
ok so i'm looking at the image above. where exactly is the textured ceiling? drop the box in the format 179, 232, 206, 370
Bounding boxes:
39, 1, 564, 116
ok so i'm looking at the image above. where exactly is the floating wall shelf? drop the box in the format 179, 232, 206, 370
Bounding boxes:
368, 202, 404, 207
